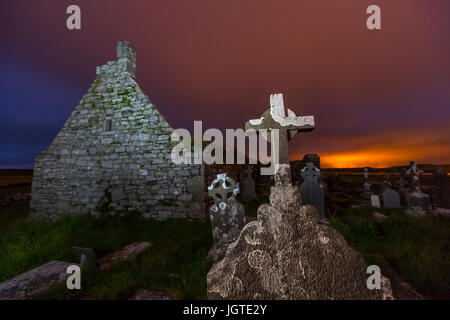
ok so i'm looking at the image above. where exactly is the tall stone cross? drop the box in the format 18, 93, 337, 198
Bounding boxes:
245, 93, 315, 185
406, 161, 423, 191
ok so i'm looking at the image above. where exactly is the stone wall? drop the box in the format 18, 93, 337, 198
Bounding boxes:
30, 42, 206, 220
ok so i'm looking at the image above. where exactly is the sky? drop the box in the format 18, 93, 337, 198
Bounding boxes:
0, 0, 449, 168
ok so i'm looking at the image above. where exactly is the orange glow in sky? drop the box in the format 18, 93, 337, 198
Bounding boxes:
320, 144, 449, 168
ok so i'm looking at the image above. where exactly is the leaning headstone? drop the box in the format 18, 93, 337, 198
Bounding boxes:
240, 167, 257, 200
300, 162, 328, 224
0, 261, 73, 300
404, 161, 431, 217
361, 168, 373, 199
383, 188, 401, 209
207, 95, 391, 300
207, 174, 246, 261
371, 194, 381, 208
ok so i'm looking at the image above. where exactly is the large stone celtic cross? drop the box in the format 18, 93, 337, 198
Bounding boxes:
245, 93, 315, 186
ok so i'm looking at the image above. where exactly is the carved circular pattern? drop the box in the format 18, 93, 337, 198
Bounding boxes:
247, 250, 271, 270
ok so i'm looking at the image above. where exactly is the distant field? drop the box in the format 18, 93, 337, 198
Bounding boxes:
0, 175, 33, 187
0, 170, 33, 196
0, 169, 33, 176
322, 164, 450, 174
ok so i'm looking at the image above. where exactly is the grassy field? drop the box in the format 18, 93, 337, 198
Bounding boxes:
330, 206, 450, 299
0, 202, 212, 299
1, 197, 449, 299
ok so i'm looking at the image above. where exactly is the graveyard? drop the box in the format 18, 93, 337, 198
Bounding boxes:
1, 2, 449, 305
0, 41, 449, 300
1, 159, 449, 299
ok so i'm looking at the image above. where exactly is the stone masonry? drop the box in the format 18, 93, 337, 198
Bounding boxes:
30, 41, 205, 220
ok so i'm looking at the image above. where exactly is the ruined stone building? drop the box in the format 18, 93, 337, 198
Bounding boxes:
30, 42, 205, 220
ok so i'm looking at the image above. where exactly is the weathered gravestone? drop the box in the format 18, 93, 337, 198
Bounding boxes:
432, 167, 450, 209
300, 162, 329, 224
371, 194, 381, 208
361, 168, 373, 199
382, 175, 392, 190
207, 173, 246, 261
382, 186, 401, 209
207, 94, 391, 300
241, 167, 257, 200
404, 161, 431, 217
72, 246, 98, 269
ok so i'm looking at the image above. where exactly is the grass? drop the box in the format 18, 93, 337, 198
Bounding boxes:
0, 202, 212, 299
330, 206, 450, 299
1, 198, 450, 300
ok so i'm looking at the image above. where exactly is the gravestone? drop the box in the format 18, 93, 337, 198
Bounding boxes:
241, 167, 257, 200
72, 246, 98, 268
383, 188, 401, 209
361, 168, 373, 199
382, 175, 392, 191
432, 167, 450, 209
371, 194, 381, 208
207, 94, 391, 300
300, 162, 328, 224
207, 173, 246, 261
407, 161, 422, 190
404, 161, 431, 217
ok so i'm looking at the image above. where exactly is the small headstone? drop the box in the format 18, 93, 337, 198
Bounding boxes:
207, 173, 246, 261
383, 188, 401, 209
72, 246, 97, 269
371, 194, 381, 208
240, 167, 257, 200
300, 162, 328, 224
